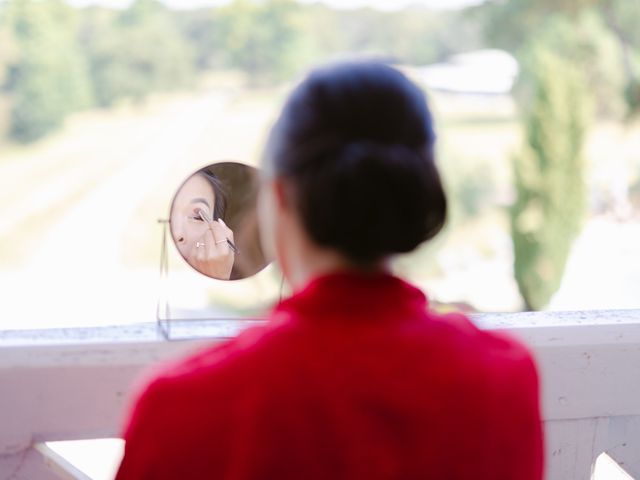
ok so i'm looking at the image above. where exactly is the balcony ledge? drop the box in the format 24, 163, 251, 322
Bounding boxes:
1, 310, 639, 479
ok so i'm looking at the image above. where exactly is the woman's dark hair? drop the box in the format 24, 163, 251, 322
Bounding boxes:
265, 61, 447, 264
199, 169, 227, 221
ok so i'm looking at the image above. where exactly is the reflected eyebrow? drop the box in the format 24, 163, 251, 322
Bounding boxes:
189, 197, 211, 209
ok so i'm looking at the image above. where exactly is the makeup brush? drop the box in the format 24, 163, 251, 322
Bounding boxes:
197, 209, 239, 254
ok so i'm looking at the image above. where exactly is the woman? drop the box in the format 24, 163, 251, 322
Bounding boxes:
117, 61, 543, 479
170, 168, 235, 280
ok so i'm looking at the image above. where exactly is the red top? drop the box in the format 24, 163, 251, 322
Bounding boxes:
116, 272, 543, 479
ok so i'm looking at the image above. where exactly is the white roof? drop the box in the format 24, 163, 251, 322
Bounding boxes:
417, 49, 519, 95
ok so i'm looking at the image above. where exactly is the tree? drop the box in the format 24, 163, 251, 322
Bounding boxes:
599, 1, 640, 117
510, 46, 592, 310
215, 0, 305, 85
81, 0, 194, 107
477, 0, 640, 116
4, 0, 93, 143
176, 8, 228, 71
0, 8, 19, 139
176, 1, 484, 85
297, 5, 482, 68
0, 9, 18, 87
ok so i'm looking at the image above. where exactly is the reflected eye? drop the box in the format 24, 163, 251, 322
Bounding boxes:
188, 209, 206, 222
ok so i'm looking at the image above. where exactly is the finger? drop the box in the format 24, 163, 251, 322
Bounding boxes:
218, 218, 234, 243
203, 229, 220, 258
209, 221, 231, 253
200, 229, 233, 279
205, 218, 222, 244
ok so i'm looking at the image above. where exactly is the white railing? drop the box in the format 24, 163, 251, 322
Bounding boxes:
1, 311, 639, 479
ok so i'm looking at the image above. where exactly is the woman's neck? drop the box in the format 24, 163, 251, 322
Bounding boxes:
282, 236, 390, 292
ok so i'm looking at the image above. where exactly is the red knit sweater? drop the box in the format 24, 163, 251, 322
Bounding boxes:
116, 272, 543, 479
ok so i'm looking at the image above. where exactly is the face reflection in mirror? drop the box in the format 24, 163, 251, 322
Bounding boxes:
169, 162, 270, 281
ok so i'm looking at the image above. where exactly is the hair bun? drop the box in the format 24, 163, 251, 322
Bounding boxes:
336, 141, 421, 176
295, 140, 446, 264
268, 61, 447, 264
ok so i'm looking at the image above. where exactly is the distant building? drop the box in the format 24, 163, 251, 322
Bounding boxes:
414, 49, 519, 95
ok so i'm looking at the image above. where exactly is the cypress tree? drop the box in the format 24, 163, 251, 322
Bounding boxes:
510, 46, 592, 310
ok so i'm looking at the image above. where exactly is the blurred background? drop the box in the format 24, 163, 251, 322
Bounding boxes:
1, 0, 639, 330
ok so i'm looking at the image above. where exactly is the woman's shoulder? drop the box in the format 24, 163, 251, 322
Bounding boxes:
144, 313, 301, 390
424, 308, 539, 380
121, 319, 297, 430
160, 328, 270, 377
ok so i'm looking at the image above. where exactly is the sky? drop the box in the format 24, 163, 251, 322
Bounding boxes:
66, 0, 487, 11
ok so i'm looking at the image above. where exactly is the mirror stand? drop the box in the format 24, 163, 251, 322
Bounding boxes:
156, 218, 171, 340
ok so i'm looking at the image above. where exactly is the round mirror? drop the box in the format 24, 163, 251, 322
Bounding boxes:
169, 162, 270, 280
